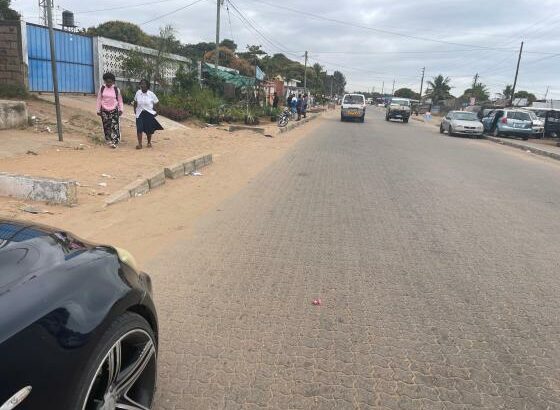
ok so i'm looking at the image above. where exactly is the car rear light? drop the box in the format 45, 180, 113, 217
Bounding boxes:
501, 117, 508, 124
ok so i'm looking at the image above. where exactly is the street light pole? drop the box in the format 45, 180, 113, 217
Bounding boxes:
46, 0, 63, 141
419, 67, 425, 100
303, 51, 308, 94
215, 0, 221, 75
510, 41, 523, 107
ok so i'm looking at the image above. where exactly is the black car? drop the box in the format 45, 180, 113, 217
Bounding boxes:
0, 220, 158, 410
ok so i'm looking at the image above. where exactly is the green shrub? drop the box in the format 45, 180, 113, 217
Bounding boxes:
0, 84, 30, 99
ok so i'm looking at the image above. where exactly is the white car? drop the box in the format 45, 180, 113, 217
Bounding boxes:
523, 110, 545, 137
341, 94, 366, 122
440, 111, 484, 138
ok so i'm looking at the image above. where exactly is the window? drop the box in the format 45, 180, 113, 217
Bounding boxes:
343, 95, 365, 104
454, 112, 478, 121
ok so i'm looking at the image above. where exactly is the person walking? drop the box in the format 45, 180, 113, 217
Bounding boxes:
96, 72, 123, 149
302, 94, 308, 118
296, 94, 303, 121
133, 79, 163, 150
289, 94, 298, 119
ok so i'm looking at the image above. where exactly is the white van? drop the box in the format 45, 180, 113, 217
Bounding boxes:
341, 94, 366, 122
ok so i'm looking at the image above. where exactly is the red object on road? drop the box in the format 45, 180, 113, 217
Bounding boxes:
312, 298, 322, 306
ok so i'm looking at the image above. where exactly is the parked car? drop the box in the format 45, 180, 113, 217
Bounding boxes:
524, 110, 545, 138
385, 98, 411, 123
0, 220, 158, 410
523, 107, 560, 138
481, 109, 534, 140
440, 111, 484, 138
341, 93, 366, 122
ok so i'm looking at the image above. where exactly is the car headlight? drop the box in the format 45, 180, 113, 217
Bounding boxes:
115, 247, 140, 271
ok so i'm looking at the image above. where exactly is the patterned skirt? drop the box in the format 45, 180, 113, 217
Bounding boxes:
100, 109, 121, 145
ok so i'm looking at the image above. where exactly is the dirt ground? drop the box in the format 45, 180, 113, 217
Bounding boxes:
0, 95, 329, 265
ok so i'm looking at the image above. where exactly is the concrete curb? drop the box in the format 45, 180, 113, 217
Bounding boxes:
484, 136, 560, 161
105, 153, 213, 206
0, 172, 77, 206
228, 125, 265, 135
278, 114, 318, 134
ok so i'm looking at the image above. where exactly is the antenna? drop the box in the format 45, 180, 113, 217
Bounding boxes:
38, 0, 52, 26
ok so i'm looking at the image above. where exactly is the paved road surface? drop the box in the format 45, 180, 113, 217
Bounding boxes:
149, 109, 560, 409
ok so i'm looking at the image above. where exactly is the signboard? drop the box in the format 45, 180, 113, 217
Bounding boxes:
256, 66, 265, 81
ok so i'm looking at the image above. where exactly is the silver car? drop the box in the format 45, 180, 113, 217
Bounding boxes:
440, 111, 484, 138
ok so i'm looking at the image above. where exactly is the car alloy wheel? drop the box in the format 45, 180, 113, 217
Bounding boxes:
82, 328, 157, 410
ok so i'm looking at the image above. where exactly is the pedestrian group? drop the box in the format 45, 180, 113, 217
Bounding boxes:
96, 72, 163, 150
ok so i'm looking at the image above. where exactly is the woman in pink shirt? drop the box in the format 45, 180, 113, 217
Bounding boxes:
96, 72, 124, 148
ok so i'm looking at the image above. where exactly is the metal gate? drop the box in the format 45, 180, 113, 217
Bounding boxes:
27, 23, 94, 93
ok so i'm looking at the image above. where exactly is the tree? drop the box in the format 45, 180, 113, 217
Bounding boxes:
0, 0, 19, 20
502, 84, 513, 100
461, 83, 489, 103
204, 47, 254, 76
87, 21, 155, 48
514, 90, 537, 103
332, 71, 346, 96
425, 75, 452, 103
238, 44, 267, 66
220, 39, 237, 51
394, 88, 420, 99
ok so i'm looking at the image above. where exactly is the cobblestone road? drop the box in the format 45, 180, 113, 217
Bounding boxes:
149, 109, 560, 409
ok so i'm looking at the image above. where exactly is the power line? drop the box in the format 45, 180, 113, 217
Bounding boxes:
237, 0, 560, 52
140, 0, 207, 25
75, 0, 185, 14
226, 0, 234, 41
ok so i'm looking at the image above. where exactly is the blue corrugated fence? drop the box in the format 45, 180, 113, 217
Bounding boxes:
27, 24, 94, 93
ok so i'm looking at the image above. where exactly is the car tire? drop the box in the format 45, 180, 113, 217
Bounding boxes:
403, 118, 409, 123
340, 115, 345, 122
449, 126, 454, 137
522, 136, 529, 141
439, 124, 444, 134
360, 115, 365, 123
385, 115, 389, 121
72, 312, 157, 410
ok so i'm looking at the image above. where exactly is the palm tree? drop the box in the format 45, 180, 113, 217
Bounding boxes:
502, 84, 513, 100
425, 75, 452, 103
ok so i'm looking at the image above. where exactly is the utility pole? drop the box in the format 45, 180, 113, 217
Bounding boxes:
303, 51, 308, 94
330, 75, 333, 98
381, 81, 384, 96
215, 0, 221, 75
419, 67, 425, 100
391, 79, 395, 96
473, 72, 479, 88
510, 41, 523, 107
544, 86, 550, 100
46, 0, 63, 141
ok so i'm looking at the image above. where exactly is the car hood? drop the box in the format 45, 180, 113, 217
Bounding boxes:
452, 119, 483, 127
0, 219, 94, 290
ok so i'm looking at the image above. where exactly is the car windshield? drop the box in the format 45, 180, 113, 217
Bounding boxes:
510, 111, 532, 121
343, 95, 364, 104
452, 112, 478, 121
391, 99, 410, 106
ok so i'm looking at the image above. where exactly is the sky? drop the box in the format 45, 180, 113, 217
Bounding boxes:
14, 0, 560, 99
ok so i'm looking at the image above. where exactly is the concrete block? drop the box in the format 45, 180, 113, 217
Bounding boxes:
228, 125, 265, 134
124, 179, 149, 197
164, 162, 185, 179
183, 159, 195, 175
104, 189, 130, 206
0, 100, 28, 130
0, 172, 77, 206
202, 153, 213, 165
145, 169, 165, 189
194, 157, 205, 169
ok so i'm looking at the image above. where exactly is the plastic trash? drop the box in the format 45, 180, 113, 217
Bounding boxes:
98, 182, 108, 187
190, 171, 203, 176
312, 298, 322, 306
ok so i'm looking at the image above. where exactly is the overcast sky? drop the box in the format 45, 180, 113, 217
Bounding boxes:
14, 0, 560, 99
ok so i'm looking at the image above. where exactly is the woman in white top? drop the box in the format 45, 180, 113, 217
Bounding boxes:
133, 79, 163, 149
